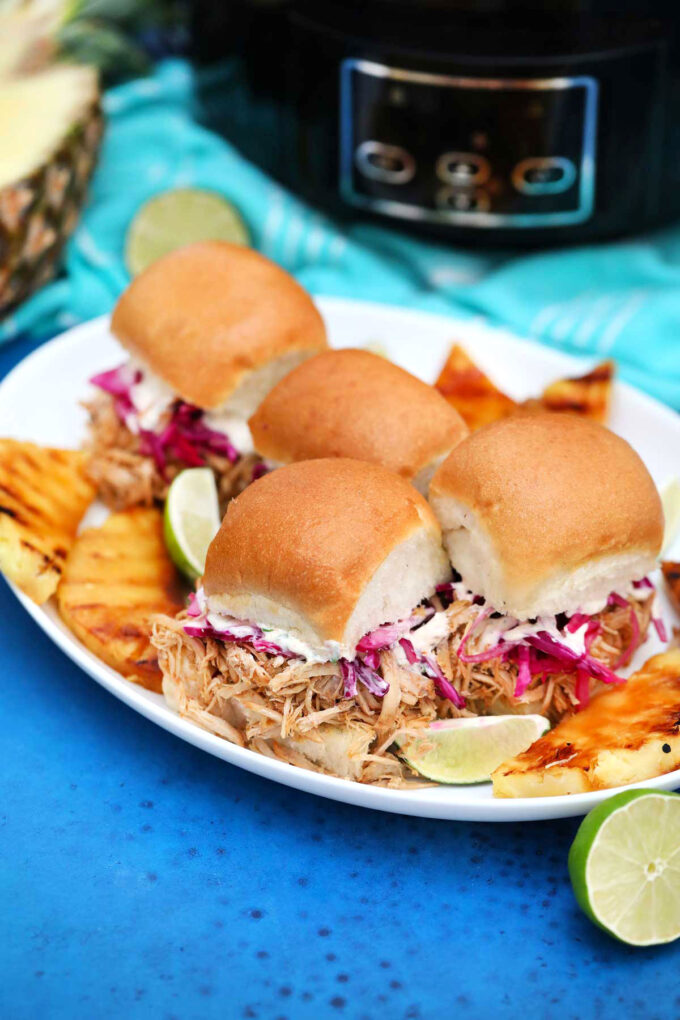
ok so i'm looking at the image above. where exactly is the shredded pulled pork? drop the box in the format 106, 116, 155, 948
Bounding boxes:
84, 392, 261, 510
151, 591, 653, 786
152, 613, 443, 787
441, 592, 653, 721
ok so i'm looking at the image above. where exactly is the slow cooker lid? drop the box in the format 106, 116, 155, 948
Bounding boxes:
315, 0, 674, 11
290, 0, 672, 60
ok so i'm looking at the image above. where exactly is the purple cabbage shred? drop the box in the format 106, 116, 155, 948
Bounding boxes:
91, 366, 241, 475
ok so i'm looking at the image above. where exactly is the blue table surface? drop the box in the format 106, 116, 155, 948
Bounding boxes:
1, 333, 678, 1020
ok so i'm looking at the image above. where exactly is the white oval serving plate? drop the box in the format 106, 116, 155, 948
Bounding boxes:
0, 296, 678, 822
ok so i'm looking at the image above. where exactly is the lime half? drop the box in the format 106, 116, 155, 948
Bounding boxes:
661, 477, 680, 554
126, 189, 251, 276
397, 714, 549, 784
163, 468, 220, 581
569, 789, 680, 946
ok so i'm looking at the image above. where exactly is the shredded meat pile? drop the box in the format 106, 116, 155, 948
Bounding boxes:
442, 593, 653, 721
152, 613, 444, 787
151, 592, 653, 787
84, 392, 261, 510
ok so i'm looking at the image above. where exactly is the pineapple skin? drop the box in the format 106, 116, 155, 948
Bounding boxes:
0, 94, 104, 317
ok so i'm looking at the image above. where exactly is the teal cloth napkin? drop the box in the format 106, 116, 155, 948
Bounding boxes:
3, 58, 679, 408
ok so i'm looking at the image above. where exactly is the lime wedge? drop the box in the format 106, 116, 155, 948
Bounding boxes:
569, 789, 680, 946
661, 477, 680, 554
125, 189, 251, 276
396, 714, 550, 784
163, 468, 220, 581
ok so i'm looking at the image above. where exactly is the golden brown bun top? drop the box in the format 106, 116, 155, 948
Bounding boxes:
111, 241, 327, 409
429, 413, 664, 604
204, 458, 444, 645
248, 348, 468, 479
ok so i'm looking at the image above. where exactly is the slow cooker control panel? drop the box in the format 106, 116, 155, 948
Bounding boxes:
340, 60, 598, 229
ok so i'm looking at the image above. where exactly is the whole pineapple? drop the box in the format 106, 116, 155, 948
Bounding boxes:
0, 0, 105, 318
0, 63, 103, 316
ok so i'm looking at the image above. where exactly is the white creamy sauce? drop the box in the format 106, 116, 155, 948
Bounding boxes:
563, 579, 649, 617
574, 594, 613, 617
191, 574, 651, 670
408, 612, 451, 655
260, 629, 343, 664
202, 411, 254, 454
449, 580, 475, 603
547, 621, 589, 655
393, 644, 414, 670
204, 616, 257, 640
444, 575, 651, 656
199, 591, 341, 663
128, 361, 176, 432
477, 614, 589, 655
125, 360, 252, 451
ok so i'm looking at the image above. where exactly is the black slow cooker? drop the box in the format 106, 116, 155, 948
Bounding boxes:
193, 1, 680, 246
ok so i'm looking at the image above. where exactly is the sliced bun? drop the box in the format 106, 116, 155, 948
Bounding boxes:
204, 458, 451, 658
429, 414, 663, 619
111, 241, 327, 413
248, 348, 468, 494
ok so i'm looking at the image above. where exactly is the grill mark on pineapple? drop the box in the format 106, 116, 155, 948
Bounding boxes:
118, 623, 147, 639
0, 441, 94, 601
496, 662, 680, 781
521, 739, 597, 773
19, 538, 55, 566
0, 482, 40, 518
134, 655, 161, 677
56, 506, 182, 688
90, 624, 127, 641
544, 399, 592, 413
579, 364, 613, 384
17, 449, 45, 473
134, 656, 159, 673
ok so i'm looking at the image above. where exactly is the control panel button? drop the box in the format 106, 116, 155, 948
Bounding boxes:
436, 152, 490, 186
341, 58, 598, 228
435, 187, 491, 214
354, 141, 416, 184
512, 157, 577, 195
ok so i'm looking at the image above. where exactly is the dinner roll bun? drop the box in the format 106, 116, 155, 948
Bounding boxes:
248, 348, 468, 494
204, 458, 451, 659
429, 414, 663, 619
111, 241, 327, 414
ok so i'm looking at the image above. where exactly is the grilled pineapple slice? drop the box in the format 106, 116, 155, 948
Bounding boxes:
492, 650, 680, 798
57, 508, 184, 692
539, 359, 614, 423
662, 562, 680, 616
434, 343, 517, 430
0, 439, 95, 602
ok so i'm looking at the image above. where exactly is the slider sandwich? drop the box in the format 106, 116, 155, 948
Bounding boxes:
428, 414, 666, 720
152, 419, 666, 785
248, 348, 468, 494
86, 241, 327, 509
153, 458, 469, 786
